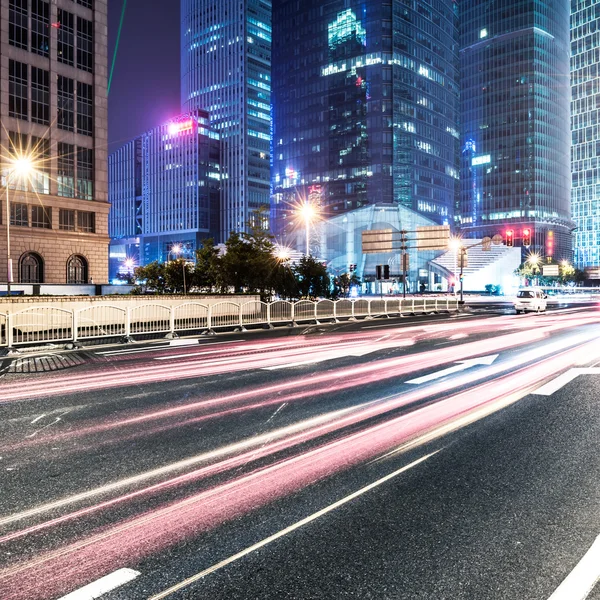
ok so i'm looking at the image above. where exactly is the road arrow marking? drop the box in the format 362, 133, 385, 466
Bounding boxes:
533, 367, 600, 396
406, 354, 499, 385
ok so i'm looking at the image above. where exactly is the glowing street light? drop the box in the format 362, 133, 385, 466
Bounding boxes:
298, 202, 317, 256
167, 244, 186, 294
526, 252, 541, 269
274, 246, 291, 262
4, 155, 35, 296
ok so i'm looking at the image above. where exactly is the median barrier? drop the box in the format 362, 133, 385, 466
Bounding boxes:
0, 297, 460, 349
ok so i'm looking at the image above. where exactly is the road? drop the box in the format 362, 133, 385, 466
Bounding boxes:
1, 304, 600, 599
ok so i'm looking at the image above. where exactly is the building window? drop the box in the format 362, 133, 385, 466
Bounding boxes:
57, 76, 74, 131
10, 203, 28, 227
77, 211, 95, 233
77, 0, 93, 8
30, 136, 50, 194
58, 143, 75, 197
77, 17, 93, 73
20, 253, 44, 284
9, 60, 28, 121
77, 82, 93, 136
59, 209, 76, 231
57, 9, 75, 66
77, 148, 94, 200
31, 0, 50, 57
31, 67, 50, 125
9, 0, 28, 50
67, 255, 88, 284
31, 206, 51, 229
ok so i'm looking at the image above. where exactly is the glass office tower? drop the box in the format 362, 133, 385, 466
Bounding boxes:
181, 0, 271, 240
108, 110, 220, 278
572, 0, 600, 271
271, 0, 460, 253
460, 0, 573, 261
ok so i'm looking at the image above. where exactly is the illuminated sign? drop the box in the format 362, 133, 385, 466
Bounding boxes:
167, 120, 195, 135
472, 154, 491, 166
546, 230, 554, 257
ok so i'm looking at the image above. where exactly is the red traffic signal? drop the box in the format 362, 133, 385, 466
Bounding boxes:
523, 228, 531, 247
506, 229, 514, 247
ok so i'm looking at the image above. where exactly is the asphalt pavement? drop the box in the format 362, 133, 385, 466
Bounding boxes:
1, 304, 600, 599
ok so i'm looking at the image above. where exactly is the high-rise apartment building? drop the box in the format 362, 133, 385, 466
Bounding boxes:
108, 110, 220, 278
181, 0, 271, 241
572, 0, 600, 271
271, 0, 460, 254
0, 0, 109, 286
459, 0, 573, 260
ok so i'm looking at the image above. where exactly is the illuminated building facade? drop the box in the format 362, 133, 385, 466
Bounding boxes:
0, 0, 109, 285
181, 0, 271, 240
271, 0, 460, 256
459, 0, 573, 260
572, 0, 600, 271
108, 110, 220, 279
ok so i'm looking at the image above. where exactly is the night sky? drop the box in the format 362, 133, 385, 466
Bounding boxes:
108, 0, 181, 153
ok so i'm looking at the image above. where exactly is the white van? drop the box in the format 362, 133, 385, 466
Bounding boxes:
514, 288, 547, 314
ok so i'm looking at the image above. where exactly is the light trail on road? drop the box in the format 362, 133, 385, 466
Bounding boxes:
1, 308, 599, 600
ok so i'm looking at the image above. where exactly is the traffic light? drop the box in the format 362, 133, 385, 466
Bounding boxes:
506, 229, 514, 247
376, 265, 390, 280
349, 264, 356, 273
522, 228, 531, 248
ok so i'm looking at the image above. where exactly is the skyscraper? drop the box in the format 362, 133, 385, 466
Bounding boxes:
181, 0, 271, 241
571, 0, 600, 272
459, 0, 573, 260
108, 110, 220, 277
1, 0, 109, 285
271, 0, 460, 254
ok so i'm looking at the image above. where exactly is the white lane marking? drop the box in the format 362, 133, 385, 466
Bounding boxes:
148, 451, 439, 600
532, 368, 600, 396
547, 534, 600, 600
57, 568, 141, 600
406, 354, 499, 385
168, 339, 201, 347
30, 414, 46, 424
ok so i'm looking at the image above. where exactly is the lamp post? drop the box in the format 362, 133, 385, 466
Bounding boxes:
298, 202, 316, 257
448, 237, 462, 297
4, 157, 34, 296
167, 244, 187, 294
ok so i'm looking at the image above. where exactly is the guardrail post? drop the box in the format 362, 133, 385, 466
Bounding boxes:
6, 312, 14, 351
290, 302, 297, 327
365, 299, 373, 320
333, 301, 339, 323
72, 309, 81, 347
206, 305, 216, 335
266, 303, 274, 329
236, 303, 247, 332
122, 307, 134, 343
165, 306, 178, 339
350, 300, 356, 321
314, 301, 320, 325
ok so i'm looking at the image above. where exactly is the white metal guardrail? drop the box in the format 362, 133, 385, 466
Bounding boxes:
0, 297, 460, 348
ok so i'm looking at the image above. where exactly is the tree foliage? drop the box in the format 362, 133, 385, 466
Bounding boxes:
130, 209, 362, 299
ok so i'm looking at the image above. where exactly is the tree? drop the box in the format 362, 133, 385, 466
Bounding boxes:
193, 238, 220, 292
133, 261, 167, 294
336, 272, 361, 298
164, 258, 192, 294
293, 255, 331, 299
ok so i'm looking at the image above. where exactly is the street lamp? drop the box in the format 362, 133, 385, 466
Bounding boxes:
298, 202, 317, 257
4, 156, 34, 296
167, 244, 187, 294
274, 246, 291, 262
